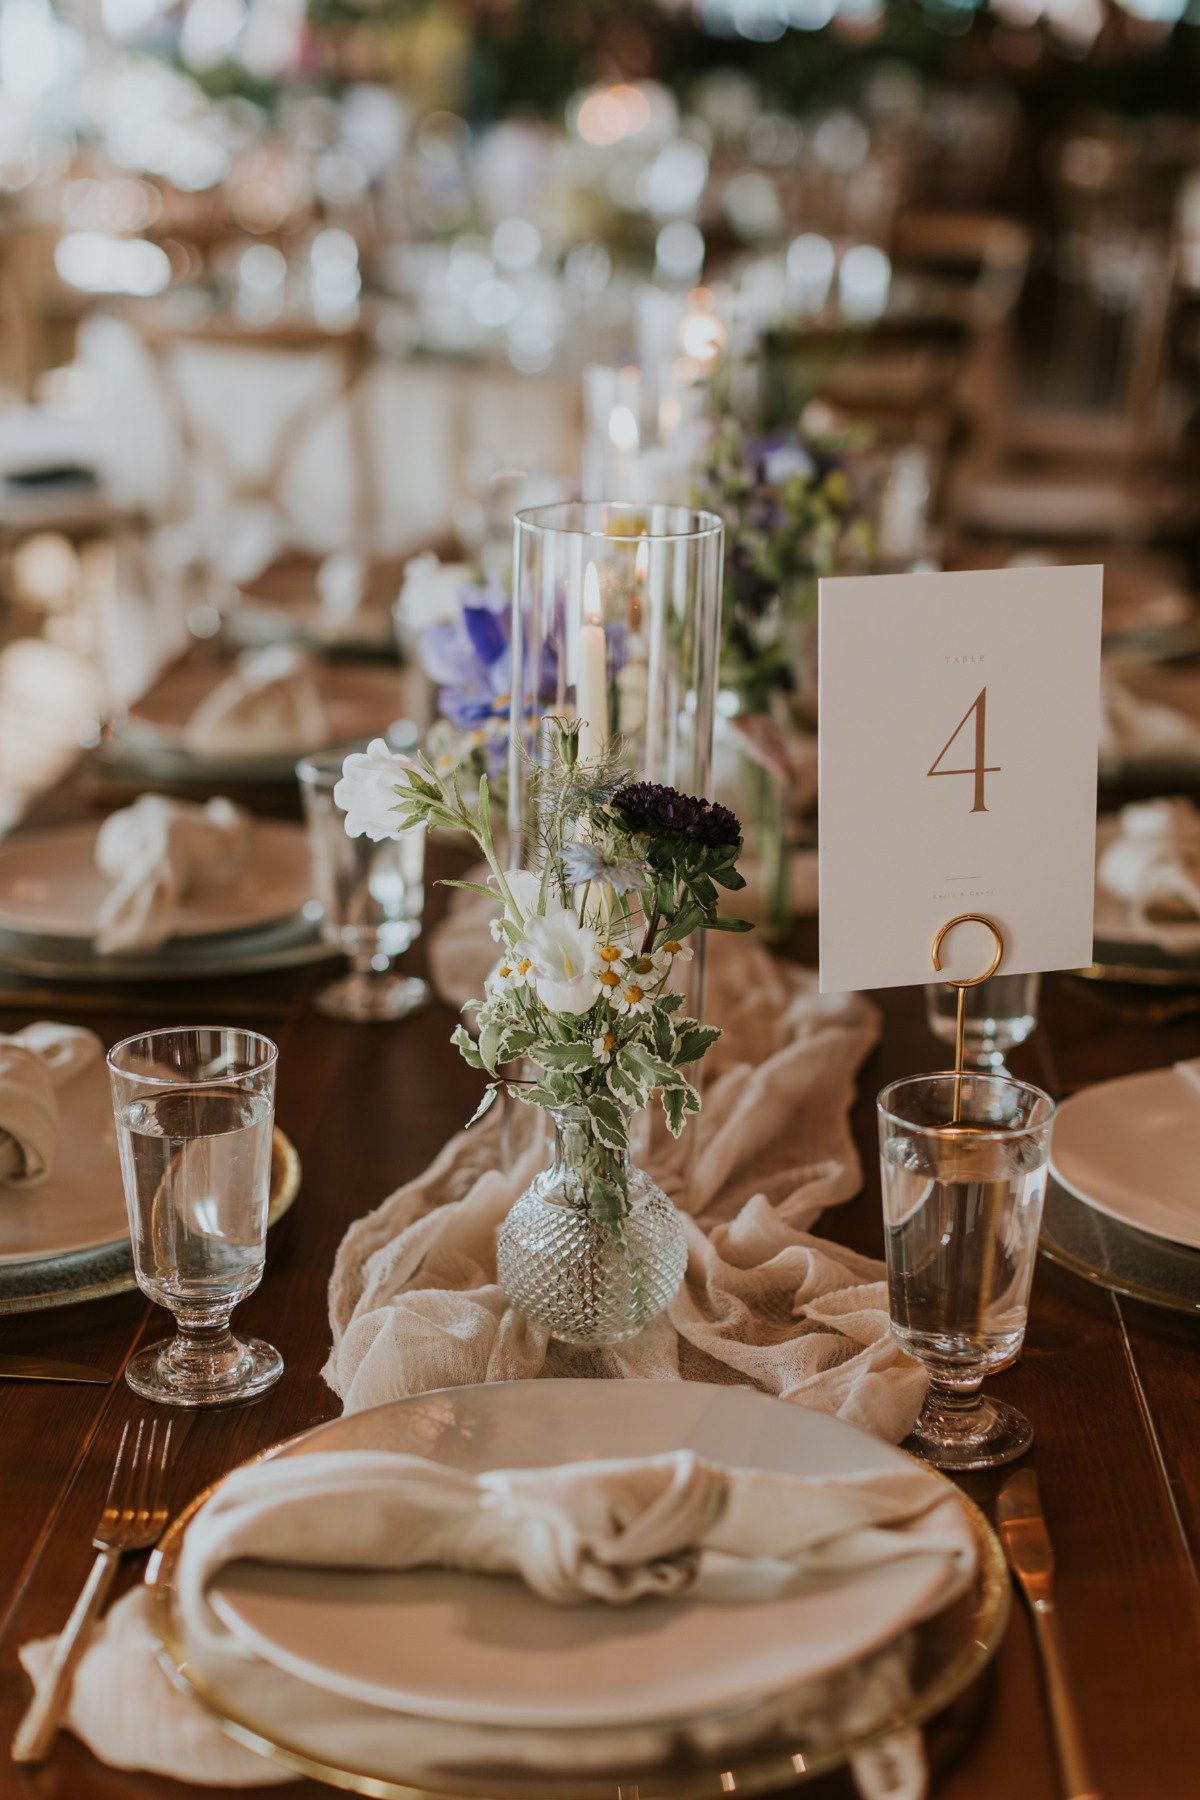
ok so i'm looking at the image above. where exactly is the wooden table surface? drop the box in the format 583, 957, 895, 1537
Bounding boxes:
2, 647, 1200, 1800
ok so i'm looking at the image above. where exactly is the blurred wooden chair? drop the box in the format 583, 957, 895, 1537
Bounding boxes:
127, 312, 375, 573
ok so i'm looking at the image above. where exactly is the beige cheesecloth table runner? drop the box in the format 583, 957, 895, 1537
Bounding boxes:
326, 922, 926, 1442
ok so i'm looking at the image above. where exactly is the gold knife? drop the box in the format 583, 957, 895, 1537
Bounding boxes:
997, 1470, 1101, 1800
0, 1354, 111, 1385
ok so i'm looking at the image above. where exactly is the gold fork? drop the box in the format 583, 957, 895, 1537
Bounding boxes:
11, 1417, 173, 1765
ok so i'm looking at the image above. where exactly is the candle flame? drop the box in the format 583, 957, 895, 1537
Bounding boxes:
583, 560, 602, 625
635, 539, 649, 585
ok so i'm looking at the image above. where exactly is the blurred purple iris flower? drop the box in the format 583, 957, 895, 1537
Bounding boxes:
419, 575, 514, 733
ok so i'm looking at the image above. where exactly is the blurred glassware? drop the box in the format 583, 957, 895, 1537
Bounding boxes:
108, 1026, 282, 1407
297, 736, 429, 1022
925, 971, 1041, 1072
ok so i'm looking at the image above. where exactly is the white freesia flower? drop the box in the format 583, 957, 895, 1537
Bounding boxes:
395, 553, 473, 631
334, 739, 417, 841
519, 908, 600, 1014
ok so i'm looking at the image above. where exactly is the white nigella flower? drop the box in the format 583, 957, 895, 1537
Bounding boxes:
612, 980, 651, 1016
592, 1029, 615, 1064
519, 908, 600, 1014
334, 739, 417, 841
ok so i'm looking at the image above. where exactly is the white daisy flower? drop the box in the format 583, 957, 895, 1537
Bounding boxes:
592, 1030, 616, 1064
612, 982, 651, 1016
623, 951, 659, 984
658, 939, 694, 964
597, 942, 629, 973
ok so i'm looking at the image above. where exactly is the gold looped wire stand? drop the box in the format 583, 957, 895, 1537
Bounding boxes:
931, 911, 1006, 1124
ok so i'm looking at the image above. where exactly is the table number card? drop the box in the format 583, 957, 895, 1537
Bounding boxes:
818, 564, 1103, 992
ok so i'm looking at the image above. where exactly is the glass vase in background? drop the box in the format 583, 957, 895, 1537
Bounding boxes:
496, 1105, 687, 1344
877, 1072, 1056, 1471
925, 972, 1041, 1072
108, 1027, 283, 1407
581, 363, 707, 504
297, 743, 430, 1022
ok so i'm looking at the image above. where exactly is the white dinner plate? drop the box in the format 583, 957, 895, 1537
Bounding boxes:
208, 1380, 973, 1731
0, 1055, 125, 1264
1050, 1066, 1200, 1251
0, 819, 312, 942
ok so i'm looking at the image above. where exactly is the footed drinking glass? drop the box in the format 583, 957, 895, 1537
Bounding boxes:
877, 1072, 1056, 1470
108, 1027, 283, 1407
497, 1106, 687, 1345
298, 745, 429, 1023
924, 972, 1041, 1073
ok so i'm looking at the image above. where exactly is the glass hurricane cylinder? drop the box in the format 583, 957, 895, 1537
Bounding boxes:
496, 1105, 687, 1344
507, 501, 724, 863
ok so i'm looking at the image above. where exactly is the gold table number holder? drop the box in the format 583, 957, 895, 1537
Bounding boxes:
931, 911, 1006, 1123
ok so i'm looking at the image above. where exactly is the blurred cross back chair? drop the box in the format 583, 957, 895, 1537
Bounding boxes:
949, 233, 1194, 546
127, 307, 376, 583
949, 127, 1196, 548
768, 210, 1031, 452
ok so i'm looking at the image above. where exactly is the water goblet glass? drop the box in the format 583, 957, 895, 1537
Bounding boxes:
877, 1071, 1056, 1471
297, 746, 430, 1022
108, 1027, 283, 1407
924, 971, 1041, 1072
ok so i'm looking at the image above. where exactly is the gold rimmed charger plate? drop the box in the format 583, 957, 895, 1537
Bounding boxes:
0, 1129, 300, 1315
145, 1403, 1009, 1799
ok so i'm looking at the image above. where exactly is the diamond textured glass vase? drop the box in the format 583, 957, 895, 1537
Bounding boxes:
497, 1107, 687, 1345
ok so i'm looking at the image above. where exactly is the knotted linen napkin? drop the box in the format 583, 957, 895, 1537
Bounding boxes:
182, 646, 327, 756
1100, 660, 1200, 768
94, 794, 250, 954
0, 1021, 102, 1185
1098, 797, 1200, 953
176, 1446, 973, 1652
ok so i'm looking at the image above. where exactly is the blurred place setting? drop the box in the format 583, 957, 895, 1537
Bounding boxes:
1, 4, 1200, 1800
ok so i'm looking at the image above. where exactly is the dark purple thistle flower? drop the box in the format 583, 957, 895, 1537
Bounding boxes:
612, 781, 742, 850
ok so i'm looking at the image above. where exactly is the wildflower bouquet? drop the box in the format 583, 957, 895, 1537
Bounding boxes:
342, 722, 748, 1228
690, 409, 872, 714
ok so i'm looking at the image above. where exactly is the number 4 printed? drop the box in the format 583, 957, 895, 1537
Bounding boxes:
927, 688, 1000, 814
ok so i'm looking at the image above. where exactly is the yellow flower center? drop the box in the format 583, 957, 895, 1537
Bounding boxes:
630, 955, 654, 976
517, 959, 532, 975
599, 945, 623, 963
602, 1032, 614, 1053
662, 940, 683, 956
598, 970, 620, 988
623, 985, 645, 1005
498, 965, 512, 978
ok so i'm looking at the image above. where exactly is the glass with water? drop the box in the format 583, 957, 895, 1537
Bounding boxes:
924, 971, 1040, 1071
108, 1027, 283, 1406
298, 744, 430, 1022
878, 1071, 1055, 1470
